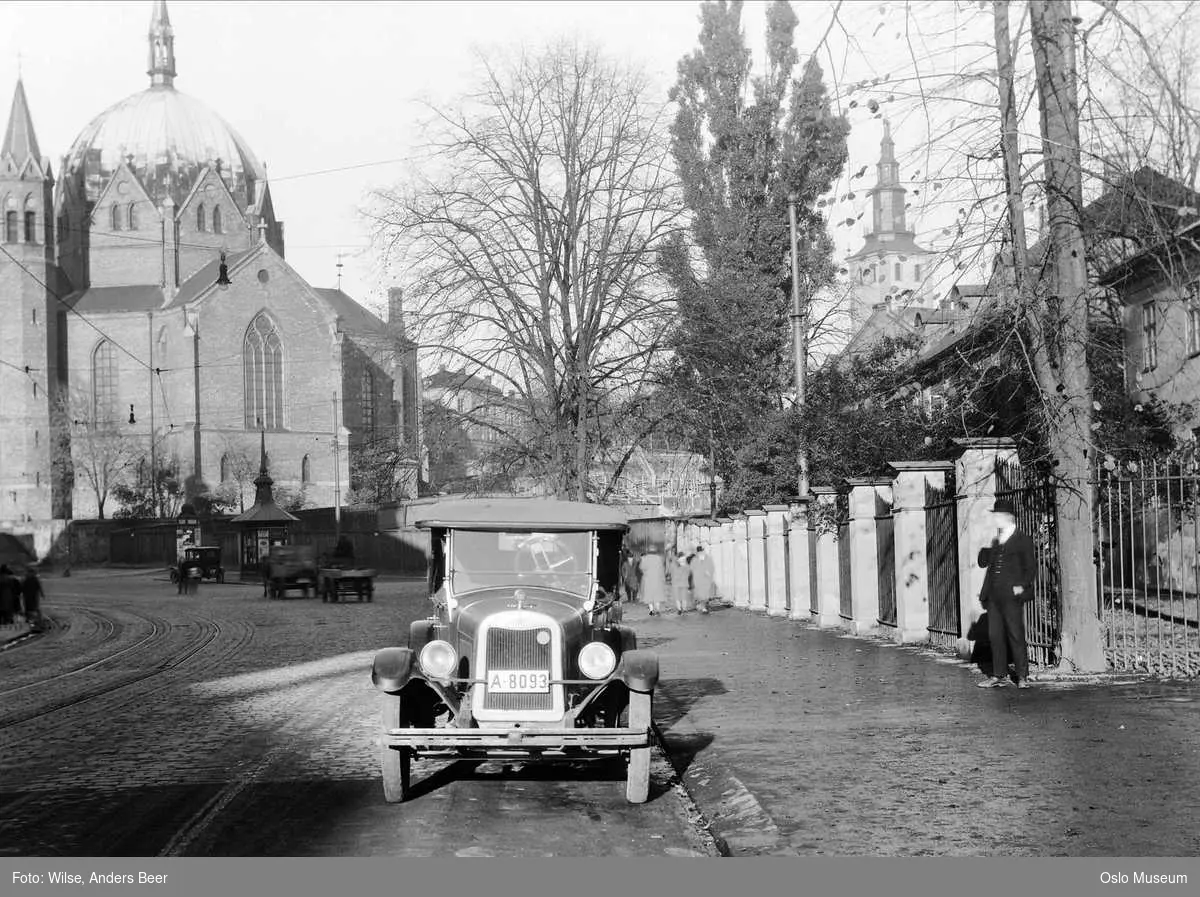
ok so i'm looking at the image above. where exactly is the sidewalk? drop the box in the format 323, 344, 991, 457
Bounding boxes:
630, 600, 1200, 857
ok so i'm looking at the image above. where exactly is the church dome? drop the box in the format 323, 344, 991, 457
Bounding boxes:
64, 86, 265, 208
61, 1, 264, 209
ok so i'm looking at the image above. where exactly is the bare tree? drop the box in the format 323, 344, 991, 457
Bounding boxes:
369, 42, 682, 500
213, 435, 259, 513
52, 389, 142, 521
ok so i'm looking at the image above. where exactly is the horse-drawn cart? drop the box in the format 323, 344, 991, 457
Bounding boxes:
318, 565, 376, 602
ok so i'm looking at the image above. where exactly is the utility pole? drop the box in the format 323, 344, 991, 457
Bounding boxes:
148, 311, 157, 517
332, 392, 342, 542
787, 193, 810, 499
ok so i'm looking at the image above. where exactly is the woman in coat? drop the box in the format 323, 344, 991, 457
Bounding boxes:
637, 546, 667, 616
21, 567, 44, 627
671, 550, 692, 615
690, 545, 714, 614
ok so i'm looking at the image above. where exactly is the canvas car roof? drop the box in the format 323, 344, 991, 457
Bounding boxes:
412, 499, 629, 532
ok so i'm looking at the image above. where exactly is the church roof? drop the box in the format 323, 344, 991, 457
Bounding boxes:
846, 231, 929, 261
2, 79, 41, 167
67, 284, 165, 313
313, 288, 389, 336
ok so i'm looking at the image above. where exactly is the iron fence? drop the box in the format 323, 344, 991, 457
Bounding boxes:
994, 460, 1061, 667
875, 491, 897, 628
1095, 457, 1200, 677
924, 479, 960, 648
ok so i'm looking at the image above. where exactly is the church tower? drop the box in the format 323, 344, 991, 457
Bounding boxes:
845, 121, 933, 329
0, 79, 65, 522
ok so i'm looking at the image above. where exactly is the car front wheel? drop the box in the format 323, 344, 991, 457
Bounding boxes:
625, 690, 652, 803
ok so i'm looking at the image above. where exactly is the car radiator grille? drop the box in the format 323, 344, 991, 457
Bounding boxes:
483, 626, 554, 711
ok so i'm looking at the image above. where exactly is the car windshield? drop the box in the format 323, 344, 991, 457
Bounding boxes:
449, 530, 593, 596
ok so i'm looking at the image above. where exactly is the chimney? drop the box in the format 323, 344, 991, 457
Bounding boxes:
388, 287, 405, 326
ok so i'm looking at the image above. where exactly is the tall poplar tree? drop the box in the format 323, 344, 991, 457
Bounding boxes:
662, 0, 849, 509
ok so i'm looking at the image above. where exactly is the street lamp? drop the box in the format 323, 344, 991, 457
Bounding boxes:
787, 193, 810, 500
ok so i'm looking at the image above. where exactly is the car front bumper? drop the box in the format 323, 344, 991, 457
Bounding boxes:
382, 725, 651, 757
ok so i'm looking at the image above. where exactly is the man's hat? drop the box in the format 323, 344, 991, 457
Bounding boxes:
991, 498, 1017, 515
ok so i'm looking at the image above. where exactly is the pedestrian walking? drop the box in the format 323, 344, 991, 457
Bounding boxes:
690, 545, 714, 614
20, 566, 44, 628
0, 565, 19, 626
671, 550, 692, 615
638, 545, 667, 616
620, 550, 641, 604
976, 499, 1036, 689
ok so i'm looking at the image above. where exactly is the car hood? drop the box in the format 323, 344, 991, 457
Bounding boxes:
454, 587, 588, 638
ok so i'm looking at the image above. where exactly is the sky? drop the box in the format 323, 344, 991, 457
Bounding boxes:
3, 0, 1100, 334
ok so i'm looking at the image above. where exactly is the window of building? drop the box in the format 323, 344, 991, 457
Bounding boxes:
6, 209, 19, 242
92, 340, 119, 424
24, 208, 36, 243
31, 308, 37, 325
212, 206, 222, 234
301, 455, 311, 485
1142, 301, 1159, 372
128, 202, 138, 231
1187, 284, 1200, 358
894, 262, 902, 281
243, 313, 284, 429
914, 263, 923, 282
196, 203, 206, 232
110, 204, 121, 231
57, 215, 66, 243
220, 454, 230, 483
361, 369, 376, 436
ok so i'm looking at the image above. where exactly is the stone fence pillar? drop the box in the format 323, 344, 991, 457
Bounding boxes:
954, 437, 1018, 657
811, 486, 841, 627
745, 510, 768, 611
715, 517, 734, 603
764, 504, 789, 617
788, 499, 813, 621
845, 478, 892, 635
888, 461, 954, 644
732, 515, 750, 608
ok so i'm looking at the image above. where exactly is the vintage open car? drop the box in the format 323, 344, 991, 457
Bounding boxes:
371, 499, 658, 803
170, 546, 224, 584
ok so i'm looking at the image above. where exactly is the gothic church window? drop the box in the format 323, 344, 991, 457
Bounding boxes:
196, 203, 206, 232
361, 369, 376, 436
220, 454, 230, 483
24, 197, 36, 243
128, 202, 138, 231
110, 204, 121, 231
301, 455, 311, 485
244, 313, 284, 430
212, 206, 222, 234
6, 210, 19, 242
894, 262, 902, 280
92, 340, 119, 425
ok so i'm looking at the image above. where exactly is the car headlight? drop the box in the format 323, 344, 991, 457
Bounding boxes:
419, 640, 458, 678
578, 641, 617, 680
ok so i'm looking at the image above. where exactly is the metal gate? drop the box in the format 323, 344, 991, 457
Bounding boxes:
876, 490, 897, 627
1095, 456, 1200, 677
994, 460, 1061, 667
924, 479, 960, 648
837, 492, 852, 621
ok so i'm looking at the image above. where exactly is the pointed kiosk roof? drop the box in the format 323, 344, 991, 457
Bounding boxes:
230, 431, 299, 524
2, 78, 42, 167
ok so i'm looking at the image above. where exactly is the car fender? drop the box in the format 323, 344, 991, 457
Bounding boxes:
410, 619, 440, 650
372, 647, 418, 693
619, 648, 658, 693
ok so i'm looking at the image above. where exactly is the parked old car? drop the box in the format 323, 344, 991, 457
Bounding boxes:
371, 499, 658, 803
170, 546, 224, 585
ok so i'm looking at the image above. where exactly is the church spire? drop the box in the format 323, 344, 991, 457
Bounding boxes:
2, 78, 42, 167
148, 0, 177, 88
869, 118, 909, 237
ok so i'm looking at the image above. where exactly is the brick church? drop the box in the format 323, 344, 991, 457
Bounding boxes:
0, 1, 419, 530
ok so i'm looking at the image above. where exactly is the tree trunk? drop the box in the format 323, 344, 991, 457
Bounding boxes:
1027, 0, 1105, 671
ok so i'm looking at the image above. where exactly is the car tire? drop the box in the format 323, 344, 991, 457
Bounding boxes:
380, 694, 412, 803
625, 690, 652, 804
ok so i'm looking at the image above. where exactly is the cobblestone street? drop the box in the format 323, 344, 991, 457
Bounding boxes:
0, 571, 712, 857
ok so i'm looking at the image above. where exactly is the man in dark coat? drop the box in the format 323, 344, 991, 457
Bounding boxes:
21, 567, 45, 627
976, 499, 1036, 688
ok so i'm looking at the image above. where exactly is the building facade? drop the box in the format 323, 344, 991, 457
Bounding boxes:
0, 1, 418, 525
